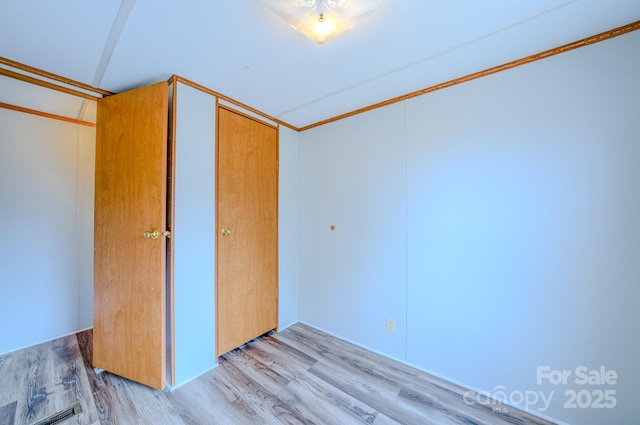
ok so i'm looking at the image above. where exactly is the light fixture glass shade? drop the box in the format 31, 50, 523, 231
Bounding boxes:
262, 0, 378, 44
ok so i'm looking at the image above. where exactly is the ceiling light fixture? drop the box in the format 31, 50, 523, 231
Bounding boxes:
262, 0, 379, 44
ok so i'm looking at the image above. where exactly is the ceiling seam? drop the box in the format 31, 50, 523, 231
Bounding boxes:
297, 19, 640, 132
77, 0, 136, 120
273, 0, 579, 120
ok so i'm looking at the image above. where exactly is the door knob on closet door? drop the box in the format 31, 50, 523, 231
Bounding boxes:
144, 229, 160, 239
221, 227, 233, 237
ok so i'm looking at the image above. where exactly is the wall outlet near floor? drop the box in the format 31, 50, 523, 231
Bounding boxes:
385, 318, 395, 334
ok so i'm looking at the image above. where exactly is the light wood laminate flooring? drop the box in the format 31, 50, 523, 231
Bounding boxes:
0, 323, 556, 425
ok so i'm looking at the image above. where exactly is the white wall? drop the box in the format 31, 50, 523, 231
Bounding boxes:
299, 103, 408, 360
172, 82, 217, 386
406, 31, 640, 425
298, 30, 640, 425
77, 125, 96, 328
278, 127, 300, 329
0, 109, 95, 355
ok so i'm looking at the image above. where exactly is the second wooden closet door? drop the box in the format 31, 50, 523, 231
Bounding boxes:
216, 106, 278, 357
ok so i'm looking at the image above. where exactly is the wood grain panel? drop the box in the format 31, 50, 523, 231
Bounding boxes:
216, 106, 279, 357
0, 401, 16, 425
0, 323, 557, 425
169, 369, 236, 424
94, 81, 168, 389
215, 360, 310, 424
0, 337, 98, 424
76, 331, 186, 425
49, 337, 100, 424
221, 347, 290, 395
279, 324, 557, 425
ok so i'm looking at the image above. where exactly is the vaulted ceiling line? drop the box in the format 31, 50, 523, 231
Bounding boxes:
274, 0, 579, 119
298, 19, 640, 132
77, 0, 136, 121
91, 0, 136, 88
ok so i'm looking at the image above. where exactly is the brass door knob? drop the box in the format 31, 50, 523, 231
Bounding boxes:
144, 229, 160, 239
221, 227, 233, 237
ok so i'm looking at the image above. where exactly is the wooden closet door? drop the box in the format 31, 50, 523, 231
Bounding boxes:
94, 82, 169, 389
216, 106, 278, 357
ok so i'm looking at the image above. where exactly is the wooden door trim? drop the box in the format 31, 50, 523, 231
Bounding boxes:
214, 99, 220, 359
218, 104, 279, 130
169, 74, 297, 131
167, 81, 178, 386
274, 125, 280, 333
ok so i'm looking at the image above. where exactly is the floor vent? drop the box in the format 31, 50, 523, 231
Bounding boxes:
32, 402, 82, 425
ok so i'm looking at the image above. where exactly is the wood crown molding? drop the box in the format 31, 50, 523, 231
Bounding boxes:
0, 101, 96, 127
0, 56, 113, 97
298, 20, 640, 132
169, 75, 300, 132
0, 67, 100, 101
2, 19, 637, 132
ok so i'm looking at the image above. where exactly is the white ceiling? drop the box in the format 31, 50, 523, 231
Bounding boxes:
1, 0, 638, 128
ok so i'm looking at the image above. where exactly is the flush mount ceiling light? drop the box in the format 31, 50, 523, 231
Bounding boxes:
262, 0, 379, 44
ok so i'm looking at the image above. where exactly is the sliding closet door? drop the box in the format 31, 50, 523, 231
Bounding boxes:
94, 82, 169, 389
216, 106, 278, 357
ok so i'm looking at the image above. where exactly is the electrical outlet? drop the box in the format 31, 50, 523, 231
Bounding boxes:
385, 318, 395, 334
